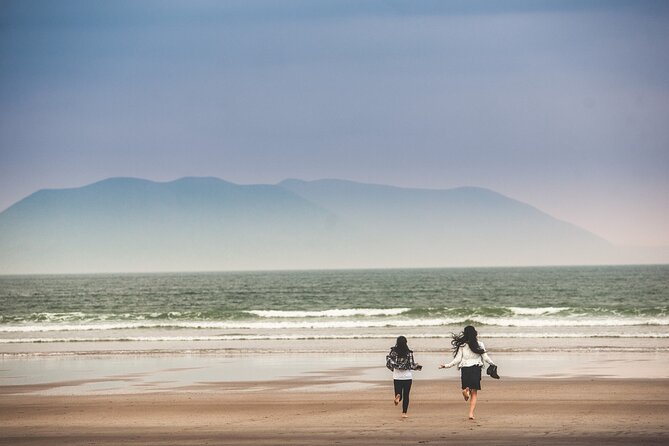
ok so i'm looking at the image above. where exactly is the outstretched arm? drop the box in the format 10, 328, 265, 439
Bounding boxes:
439, 347, 462, 369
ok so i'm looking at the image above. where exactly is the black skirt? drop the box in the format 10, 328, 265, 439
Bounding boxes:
460, 365, 482, 390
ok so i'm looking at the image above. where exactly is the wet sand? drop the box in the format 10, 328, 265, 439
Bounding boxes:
2, 338, 668, 445
2, 377, 668, 445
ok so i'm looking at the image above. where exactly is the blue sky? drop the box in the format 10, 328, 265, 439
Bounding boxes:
1, 0, 668, 246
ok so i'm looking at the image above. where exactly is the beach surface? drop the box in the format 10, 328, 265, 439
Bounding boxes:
2, 378, 668, 445
2, 348, 669, 446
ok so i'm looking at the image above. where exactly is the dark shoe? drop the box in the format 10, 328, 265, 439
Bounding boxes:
486, 364, 500, 379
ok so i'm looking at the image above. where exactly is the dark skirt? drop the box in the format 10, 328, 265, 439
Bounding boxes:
460, 365, 482, 390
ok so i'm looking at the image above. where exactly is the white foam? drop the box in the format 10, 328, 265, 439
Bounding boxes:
246, 308, 411, 318
1, 332, 669, 345
507, 307, 569, 316
2, 314, 669, 333
0, 318, 459, 332
471, 316, 669, 327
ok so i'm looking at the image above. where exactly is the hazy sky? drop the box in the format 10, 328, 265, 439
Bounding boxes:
1, 0, 668, 247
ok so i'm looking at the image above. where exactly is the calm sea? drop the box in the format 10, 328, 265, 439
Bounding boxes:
1, 265, 668, 350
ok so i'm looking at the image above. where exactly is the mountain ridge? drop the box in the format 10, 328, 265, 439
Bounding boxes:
0, 176, 646, 274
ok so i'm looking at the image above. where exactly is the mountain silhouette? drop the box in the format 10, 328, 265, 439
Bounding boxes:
0, 177, 621, 273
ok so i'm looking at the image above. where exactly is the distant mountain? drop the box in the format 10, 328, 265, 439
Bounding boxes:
0, 177, 339, 273
280, 179, 615, 267
0, 176, 630, 274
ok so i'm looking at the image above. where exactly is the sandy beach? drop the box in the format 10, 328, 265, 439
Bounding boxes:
2, 377, 668, 445
2, 337, 669, 445
2, 348, 669, 446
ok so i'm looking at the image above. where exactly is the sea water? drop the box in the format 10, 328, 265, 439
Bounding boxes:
1, 265, 668, 352
2, 265, 668, 392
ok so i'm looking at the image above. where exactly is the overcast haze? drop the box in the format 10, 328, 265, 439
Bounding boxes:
1, 0, 668, 248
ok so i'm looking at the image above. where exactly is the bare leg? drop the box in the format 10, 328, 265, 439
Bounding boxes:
393, 380, 401, 407
468, 389, 478, 419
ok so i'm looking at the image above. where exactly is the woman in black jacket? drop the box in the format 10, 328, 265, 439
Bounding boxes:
386, 335, 422, 418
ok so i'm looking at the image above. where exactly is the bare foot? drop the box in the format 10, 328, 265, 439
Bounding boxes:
394, 394, 401, 406
462, 387, 470, 401
468, 415, 475, 420
401, 413, 408, 418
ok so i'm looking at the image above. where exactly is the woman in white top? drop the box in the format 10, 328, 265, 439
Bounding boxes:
386, 336, 422, 418
439, 325, 496, 420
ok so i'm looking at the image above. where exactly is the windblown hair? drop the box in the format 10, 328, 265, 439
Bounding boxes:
393, 335, 411, 358
451, 325, 485, 357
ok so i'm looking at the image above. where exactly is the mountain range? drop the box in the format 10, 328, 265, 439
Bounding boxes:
0, 177, 654, 274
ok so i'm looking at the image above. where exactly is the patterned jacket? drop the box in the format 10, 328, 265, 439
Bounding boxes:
386, 348, 419, 371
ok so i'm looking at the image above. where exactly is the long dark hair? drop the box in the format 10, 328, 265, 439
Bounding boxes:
392, 335, 411, 357
451, 325, 485, 356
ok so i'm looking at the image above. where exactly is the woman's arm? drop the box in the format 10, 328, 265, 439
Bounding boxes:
479, 342, 495, 366
481, 351, 495, 366
386, 350, 397, 371
439, 347, 462, 369
409, 352, 422, 370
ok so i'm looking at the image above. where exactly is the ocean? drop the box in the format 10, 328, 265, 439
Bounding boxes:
1, 265, 668, 354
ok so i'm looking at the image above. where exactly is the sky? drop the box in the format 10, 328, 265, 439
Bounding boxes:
1, 0, 668, 247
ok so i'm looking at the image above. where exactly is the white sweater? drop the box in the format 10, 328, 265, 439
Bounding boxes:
443, 342, 495, 369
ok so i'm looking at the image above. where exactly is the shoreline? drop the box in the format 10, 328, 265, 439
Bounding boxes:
3, 330, 668, 354
2, 349, 668, 396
